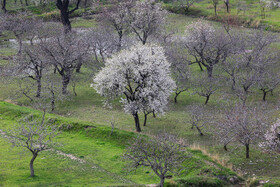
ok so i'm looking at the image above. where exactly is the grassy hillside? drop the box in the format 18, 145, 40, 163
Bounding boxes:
163, 0, 280, 32
1, 12, 280, 186
0, 101, 239, 186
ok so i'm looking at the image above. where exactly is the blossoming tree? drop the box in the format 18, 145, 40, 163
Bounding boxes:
93, 44, 175, 132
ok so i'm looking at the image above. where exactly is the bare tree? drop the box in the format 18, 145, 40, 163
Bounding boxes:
87, 26, 118, 66
192, 74, 220, 104
56, 0, 82, 32
258, 71, 279, 101
211, 0, 219, 15
4, 111, 59, 177
224, 0, 230, 13
165, 42, 191, 103
186, 105, 209, 136
41, 33, 89, 95
0, 13, 37, 54
2, 0, 6, 13
12, 42, 49, 97
215, 103, 269, 158
124, 134, 188, 187
99, 0, 133, 50
127, 0, 167, 45
173, 0, 201, 12
184, 20, 232, 77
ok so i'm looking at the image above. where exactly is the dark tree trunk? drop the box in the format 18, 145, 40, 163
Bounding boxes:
51, 90, 55, 111
84, 0, 88, 7
143, 113, 148, 126
56, 0, 81, 33
174, 91, 183, 103
160, 177, 165, 187
152, 110, 156, 118
25, 0, 28, 6
214, 5, 217, 16
2, 0, 7, 13
231, 78, 236, 90
245, 144, 249, 158
198, 62, 203, 71
224, 144, 228, 151
205, 96, 210, 105
62, 75, 70, 95
207, 66, 213, 77
30, 152, 38, 177
262, 90, 267, 101
36, 78, 42, 97
60, 7, 71, 33
76, 58, 83, 73
195, 125, 204, 136
133, 112, 141, 132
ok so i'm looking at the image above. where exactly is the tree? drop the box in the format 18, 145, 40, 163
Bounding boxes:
94, 44, 175, 132
87, 26, 118, 66
184, 20, 232, 77
174, 0, 201, 12
192, 74, 220, 104
186, 105, 208, 136
127, 0, 167, 45
0, 13, 37, 54
99, 0, 132, 50
165, 42, 191, 103
4, 111, 59, 177
41, 33, 89, 95
56, 0, 81, 32
224, 0, 230, 13
259, 119, 280, 153
212, 0, 219, 15
13, 41, 49, 97
124, 134, 188, 187
216, 103, 269, 158
2, 0, 6, 13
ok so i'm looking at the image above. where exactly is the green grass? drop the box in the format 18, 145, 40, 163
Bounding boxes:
163, 0, 280, 31
1, 11, 280, 186
0, 101, 238, 186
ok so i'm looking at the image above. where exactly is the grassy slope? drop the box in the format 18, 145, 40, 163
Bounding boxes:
0, 11, 280, 185
0, 101, 238, 186
164, 0, 280, 31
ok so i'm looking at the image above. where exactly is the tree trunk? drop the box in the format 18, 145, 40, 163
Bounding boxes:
62, 75, 70, 95
174, 92, 179, 103
61, 9, 71, 33
2, 0, 7, 13
195, 125, 204, 136
51, 90, 55, 111
15, 35, 22, 54
245, 144, 249, 158
143, 113, 148, 126
152, 110, 156, 118
262, 90, 267, 101
36, 78, 42, 97
224, 144, 228, 151
30, 152, 38, 177
198, 62, 203, 71
214, 5, 217, 16
231, 77, 236, 90
133, 112, 141, 132
25, 0, 28, 6
76, 58, 83, 73
207, 66, 213, 77
205, 96, 210, 105
159, 177, 165, 187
